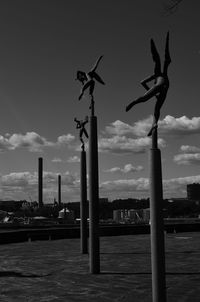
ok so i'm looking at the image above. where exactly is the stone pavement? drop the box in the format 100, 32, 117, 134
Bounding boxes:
0, 232, 199, 301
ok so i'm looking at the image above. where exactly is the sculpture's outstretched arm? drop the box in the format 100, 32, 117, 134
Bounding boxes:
141, 74, 157, 90
91, 55, 103, 72
151, 39, 161, 76
74, 117, 80, 128
91, 71, 105, 85
163, 31, 171, 75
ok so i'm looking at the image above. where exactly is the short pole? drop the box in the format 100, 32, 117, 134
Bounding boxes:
38, 157, 43, 208
89, 115, 100, 274
149, 128, 166, 302
80, 148, 88, 254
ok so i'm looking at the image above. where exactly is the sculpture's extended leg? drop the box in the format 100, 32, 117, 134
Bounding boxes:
126, 84, 162, 112
79, 80, 93, 100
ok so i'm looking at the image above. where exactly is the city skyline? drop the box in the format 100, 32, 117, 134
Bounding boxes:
0, 1, 200, 202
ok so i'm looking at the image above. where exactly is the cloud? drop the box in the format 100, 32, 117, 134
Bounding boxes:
104, 115, 200, 138
133, 115, 200, 137
100, 178, 149, 194
52, 157, 63, 163
98, 135, 165, 154
174, 153, 200, 165
57, 134, 75, 145
180, 145, 200, 153
174, 144, 200, 165
159, 115, 200, 136
163, 175, 200, 196
0, 132, 75, 152
105, 120, 136, 136
104, 163, 143, 174
0, 171, 79, 201
8, 132, 54, 152
67, 156, 80, 163
100, 175, 200, 199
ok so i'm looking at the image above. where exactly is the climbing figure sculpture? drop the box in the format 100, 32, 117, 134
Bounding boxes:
126, 32, 171, 136
76, 56, 105, 115
74, 116, 89, 150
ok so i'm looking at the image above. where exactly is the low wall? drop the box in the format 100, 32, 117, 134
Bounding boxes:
0, 223, 200, 245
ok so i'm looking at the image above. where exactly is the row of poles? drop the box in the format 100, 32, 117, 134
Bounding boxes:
76, 47, 168, 300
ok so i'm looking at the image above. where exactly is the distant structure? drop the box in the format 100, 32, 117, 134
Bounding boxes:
113, 208, 150, 224
58, 207, 74, 224
38, 157, 43, 208
187, 183, 200, 200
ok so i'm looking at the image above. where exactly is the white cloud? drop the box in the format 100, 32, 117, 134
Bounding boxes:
180, 145, 200, 153
0, 171, 79, 201
104, 163, 143, 174
174, 153, 200, 165
174, 144, 200, 165
159, 115, 200, 136
100, 178, 149, 193
98, 135, 165, 154
105, 120, 136, 136
57, 134, 75, 145
52, 157, 63, 163
100, 175, 200, 199
67, 156, 80, 163
104, 116, 200, 139
8, 132, 53, 152
163, 175, 200, 196
0, 132, 75, 153
133, 115, 200, 137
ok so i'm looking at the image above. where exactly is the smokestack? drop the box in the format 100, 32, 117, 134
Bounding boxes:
38, 157, 43, 208
58, 174, 61, 207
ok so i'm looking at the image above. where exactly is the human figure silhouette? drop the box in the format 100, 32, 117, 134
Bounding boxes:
76, 56, 105, 105
126, 32, 171, 136
74, 116, 89, 149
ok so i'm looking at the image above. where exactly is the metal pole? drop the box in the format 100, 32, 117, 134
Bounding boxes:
38, 157, 43, 208
149, 127, 166, 302
80, 148, 88, 254
89, 115, 100, 273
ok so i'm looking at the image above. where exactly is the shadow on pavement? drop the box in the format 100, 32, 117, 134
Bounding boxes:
0, 271, 51, 278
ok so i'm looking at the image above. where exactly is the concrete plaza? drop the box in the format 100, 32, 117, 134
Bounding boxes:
0, 232, 199, 301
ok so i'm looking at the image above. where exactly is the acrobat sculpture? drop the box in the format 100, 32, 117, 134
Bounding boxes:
74, 116, 89, 151
76, 55, 105, 115
126, 32, 171, 136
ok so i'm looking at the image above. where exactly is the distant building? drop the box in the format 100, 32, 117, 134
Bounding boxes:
58, 208, 74, 223
187, 183, 200, 200
142, 208, 150, 223
113, 209, 148, 223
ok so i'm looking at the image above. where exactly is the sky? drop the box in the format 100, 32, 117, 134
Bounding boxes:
0, 0, 200, 203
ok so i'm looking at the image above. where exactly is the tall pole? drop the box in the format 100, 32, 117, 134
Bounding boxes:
38, 157, 43, 208
149, 127, 166, 302
58, 174, 61, 208
80, 147, 88, 254
89, 107, 100, 273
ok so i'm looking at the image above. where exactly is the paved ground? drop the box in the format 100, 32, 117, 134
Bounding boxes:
0, 232, 199, 301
